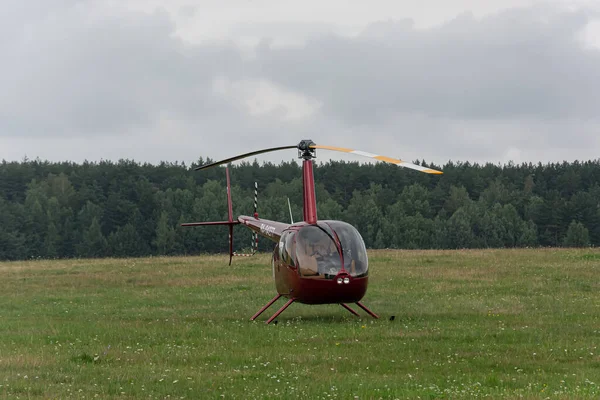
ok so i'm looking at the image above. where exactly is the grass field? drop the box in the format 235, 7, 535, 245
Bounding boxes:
0, 248, 599, 399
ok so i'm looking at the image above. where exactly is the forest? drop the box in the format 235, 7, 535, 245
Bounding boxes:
0, 156, 598, 261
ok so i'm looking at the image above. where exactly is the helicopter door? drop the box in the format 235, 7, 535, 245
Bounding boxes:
274, 230, 297, 295
278, 230, 297, 268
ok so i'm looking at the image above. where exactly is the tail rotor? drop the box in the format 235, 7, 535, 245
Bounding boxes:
226, 167, 234, 265
181, 166, 255, 265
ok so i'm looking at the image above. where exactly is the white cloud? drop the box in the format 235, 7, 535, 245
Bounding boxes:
578, 18, 600, 49
212, 77, 322, 121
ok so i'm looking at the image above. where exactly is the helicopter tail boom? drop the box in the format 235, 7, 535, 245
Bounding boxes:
180, 221, 240, 227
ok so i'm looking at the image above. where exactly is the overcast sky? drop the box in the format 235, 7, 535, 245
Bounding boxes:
2, 0, 600, 168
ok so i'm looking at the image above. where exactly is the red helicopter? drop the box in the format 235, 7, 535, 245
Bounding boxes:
182, 140, 443, 324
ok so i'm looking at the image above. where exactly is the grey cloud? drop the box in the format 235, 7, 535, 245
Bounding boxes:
177, 4, 198, 18
251, 6, 600, 122
229, 21, 350, 43
2, 1, 600, 166
0, 3, 242, 137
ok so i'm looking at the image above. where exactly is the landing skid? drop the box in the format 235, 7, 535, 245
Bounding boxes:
340, 302, 379, 319
340, 303, 360, 316
355, 301, 380, 319
250, 294, 282, 321
251, 295, 379, 324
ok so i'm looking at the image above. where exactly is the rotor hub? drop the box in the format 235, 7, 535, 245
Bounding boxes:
298, 139, 316, 160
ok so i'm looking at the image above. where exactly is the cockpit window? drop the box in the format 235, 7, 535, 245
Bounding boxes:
295, 226, 341, 278
294, 222, 369, 279
279, 230, 296, 267
326, 221, 369, 278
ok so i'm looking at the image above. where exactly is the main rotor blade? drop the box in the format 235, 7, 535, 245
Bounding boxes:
309, 145, 443, 174
194, 145, 297, 171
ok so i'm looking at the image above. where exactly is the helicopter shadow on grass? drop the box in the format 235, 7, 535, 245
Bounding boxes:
248, 311, 383, 325
256, 317, 360, 326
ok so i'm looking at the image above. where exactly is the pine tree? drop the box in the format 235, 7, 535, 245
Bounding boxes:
44, 222, 61, 258
108, 223, 149, 257
518, 220, 538, 247
446, 206, 476, 248
562, 221, 590, 248
154, 211, 176, 255
77, 217, 107, 258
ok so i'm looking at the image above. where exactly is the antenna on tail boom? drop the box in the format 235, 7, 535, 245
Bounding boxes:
287, 198, 294, 224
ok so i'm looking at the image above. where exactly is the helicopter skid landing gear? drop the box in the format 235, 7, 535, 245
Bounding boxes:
340, 303, 360, 317
250, 294, 282, 321
355, 301, 379, 319
266, 298, 296, 324
251, 297, 378, 324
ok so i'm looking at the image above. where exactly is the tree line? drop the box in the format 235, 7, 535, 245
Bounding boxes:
0, 156, 598, 260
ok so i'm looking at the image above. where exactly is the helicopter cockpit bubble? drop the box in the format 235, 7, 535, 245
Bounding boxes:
295, 222, 368, 279
324, 221, 369, 278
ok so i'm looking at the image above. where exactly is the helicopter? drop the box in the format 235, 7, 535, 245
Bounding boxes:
182, 140, 443, 324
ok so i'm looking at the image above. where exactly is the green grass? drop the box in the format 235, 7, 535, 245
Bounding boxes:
1, 248, 599, 399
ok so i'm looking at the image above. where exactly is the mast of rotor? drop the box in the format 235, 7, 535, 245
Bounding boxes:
299, 140, 318, 224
